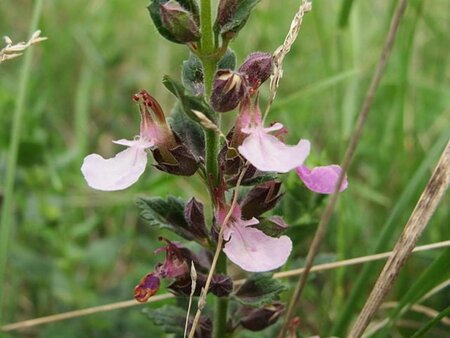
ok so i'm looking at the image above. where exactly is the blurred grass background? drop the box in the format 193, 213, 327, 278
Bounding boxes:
0, 0, 449, 337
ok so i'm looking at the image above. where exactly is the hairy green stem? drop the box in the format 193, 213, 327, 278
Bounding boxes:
214, 253, 228, 338
199, 1, 228, 336
0, 0, 44, 324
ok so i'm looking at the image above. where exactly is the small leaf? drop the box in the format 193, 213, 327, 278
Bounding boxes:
137, 196, 195, 242
163, 75, 215, 121
143, 305, 186, 335
254, 216, 289, 238
217, 48, 236, 70
169, 103, 205, 158
214, 0, 262, 38
233, 273, 286, 306
182, 53, 204, 95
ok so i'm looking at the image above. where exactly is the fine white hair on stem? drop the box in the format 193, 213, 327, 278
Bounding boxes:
263, 0, 312, 121
0, 30, 47, 64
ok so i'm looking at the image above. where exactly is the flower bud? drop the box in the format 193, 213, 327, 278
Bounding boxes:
184, 198, 209, 242
159, 0, 200, 43
210, 70, 247, 112
240, 302, 284, 331
152, 132, 200, 176
239, 52, 273, 91
168, 273, 233, 297
240, 181, 282, 219
134, 273, 161, 302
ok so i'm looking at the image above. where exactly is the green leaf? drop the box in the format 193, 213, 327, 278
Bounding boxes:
214, 0, 261, 37
137, 196, 195, 241
163, 75, 215, 121
182, 52, 204, 95
217, 48, 236, 70
169, 103, 205, 158
410, 305, 450, 338
233, 273, 286, 306
377, 248, 450, 336
148, 0, 199, 44
143, 305, 186, 336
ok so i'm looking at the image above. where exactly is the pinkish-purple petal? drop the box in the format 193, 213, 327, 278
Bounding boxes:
296, 164, 348, 194
223, 221, 292, 272
238, 128, 310, 173
81, 145, 148, 191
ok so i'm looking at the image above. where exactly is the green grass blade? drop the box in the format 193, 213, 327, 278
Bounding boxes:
373, 248, 450, 337
410, 305, 450, 338
0, 0, 44, 324
338, 0, 355, 28
329, 130, 450, 336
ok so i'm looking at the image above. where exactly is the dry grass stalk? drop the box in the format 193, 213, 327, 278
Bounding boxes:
0, 30, 47, 64
277, 0, 410, 336
348, 141, 450, 337
263, 0, 311, 120
2, 240, 449, 333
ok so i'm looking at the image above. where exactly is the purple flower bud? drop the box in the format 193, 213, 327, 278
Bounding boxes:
184, 198, 208, 241
152, 132, 200, 176
160, 0, 200, 43
168, 273, 233, 298
239, 52, 273, 91
240, 181, 282, 219
240, 302, 285, 331
134, 273, 161, 302
211, 69, 247, 112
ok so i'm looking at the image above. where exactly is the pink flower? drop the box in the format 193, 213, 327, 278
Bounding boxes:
235, 98, 348, 194
81, 91, 174, 191
238, 122, 310, 173
296, 164, 348, 194
218, 205, 292, 272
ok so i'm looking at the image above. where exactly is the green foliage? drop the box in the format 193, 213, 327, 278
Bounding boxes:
143, 305, 186, 335
163, 75, 215, 121
214, 0, 262, 37
137, 195, 198, 242
169, 103, 205, 158
233, 274, 286, 307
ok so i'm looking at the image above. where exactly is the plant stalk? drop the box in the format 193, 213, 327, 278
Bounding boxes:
199, 0, 220, 187
0, 0, 44, 324
199, 0, 227, 337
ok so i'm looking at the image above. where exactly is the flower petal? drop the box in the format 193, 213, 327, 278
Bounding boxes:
81, 146, 148, 191
238, 129, 310, 173
223, 222, 292, 272
296, 164, 348, 194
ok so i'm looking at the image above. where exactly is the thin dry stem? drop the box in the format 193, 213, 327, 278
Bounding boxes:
184, 262, 198, 338
187, 164, 249, 337
278, 1, 410, 336
0, 30, 47, 63
263, 0, 311, 121
1, 240, 449, 333
348, 140, 450, 337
